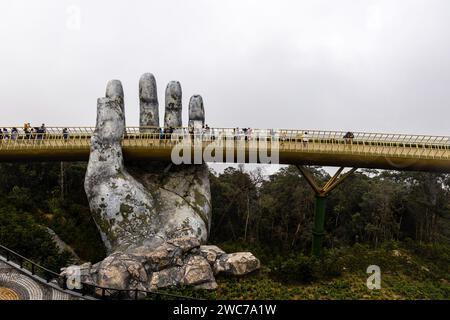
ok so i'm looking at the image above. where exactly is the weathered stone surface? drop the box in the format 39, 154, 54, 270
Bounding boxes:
61, 237, 259, 294
167, 236, 201, 253
149, 250, 216, 290
84, 76, 211, 254
130, 243, 179, 270
150, 266, 184, 289
139, 73, 159, 129
60, 262, 94, 285
164, 81, 182, 127
85, 82, 161, 253
188, 95, 205, 128
133, 163, 212, 243
105, 79, 124, 99
129, 236, 200, 271
94, 252, 148, 291
183, 255, 215, 286
200, 245, 226, 265
213, 252, 260, 276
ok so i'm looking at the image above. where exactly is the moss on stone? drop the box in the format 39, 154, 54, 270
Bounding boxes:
92, 209, 117, 246
120, 203, 134, 219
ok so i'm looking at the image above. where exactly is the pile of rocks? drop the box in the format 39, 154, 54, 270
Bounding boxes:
60, 237, 259, 295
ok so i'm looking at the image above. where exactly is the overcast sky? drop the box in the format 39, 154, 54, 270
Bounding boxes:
1, 0, 449, 138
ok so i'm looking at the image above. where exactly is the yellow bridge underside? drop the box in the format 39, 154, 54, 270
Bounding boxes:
0, 127, 449, 173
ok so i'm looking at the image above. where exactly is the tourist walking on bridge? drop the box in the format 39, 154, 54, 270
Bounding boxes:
188, 126, 194, 143
344, 131, 354, 145
34, 125, 44, 141
23, 123, 31, 139
40, 124, 47, 139
63, 128, 69, 141
2, 128, 9, 141
243, 127, 248, 141
303, 132, 309, 147
210, 126, 215, 140
204, 124, 211, 140
11, 127, 18, 140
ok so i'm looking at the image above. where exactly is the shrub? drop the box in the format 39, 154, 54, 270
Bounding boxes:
270, 252, 342, 284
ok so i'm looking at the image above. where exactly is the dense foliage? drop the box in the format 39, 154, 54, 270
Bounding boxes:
0, 162, 105, 270
210, 166, 450, 253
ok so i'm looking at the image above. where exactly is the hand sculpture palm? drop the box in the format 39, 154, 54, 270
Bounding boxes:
85, 73, 211, 254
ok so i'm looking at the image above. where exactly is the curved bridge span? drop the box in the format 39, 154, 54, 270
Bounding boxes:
0, 127, 449, 173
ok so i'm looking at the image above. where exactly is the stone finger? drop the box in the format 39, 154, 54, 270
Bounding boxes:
164, 81, 182, 128
139, 73, 159, 131
188, 95, 205, 128
94, 79, 126, 145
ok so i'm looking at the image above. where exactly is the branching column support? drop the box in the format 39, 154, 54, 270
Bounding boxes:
296, 165, 358, 256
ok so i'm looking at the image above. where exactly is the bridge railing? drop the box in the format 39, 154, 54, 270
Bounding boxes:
0, 244, 198, 300
0, 126, 448, 145
0, 126, 449, 159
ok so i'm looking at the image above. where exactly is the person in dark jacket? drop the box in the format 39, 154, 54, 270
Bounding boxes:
63, 128, 69, 141
11, 127, 18, 140
23, 123, 31, 139
344, 131, 354, 144
2, 128, 9, 140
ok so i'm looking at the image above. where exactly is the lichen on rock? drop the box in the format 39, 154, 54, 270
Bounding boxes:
84, 76, 211, 254
61, 237, 260, 294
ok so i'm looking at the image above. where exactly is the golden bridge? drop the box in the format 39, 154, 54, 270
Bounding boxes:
0, 126, 449, 173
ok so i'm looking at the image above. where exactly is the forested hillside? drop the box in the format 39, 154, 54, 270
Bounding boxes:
0, 162, 449, 299
209, 165, 450, 251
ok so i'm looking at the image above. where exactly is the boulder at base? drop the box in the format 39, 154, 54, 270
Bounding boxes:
61, 236, 260, 295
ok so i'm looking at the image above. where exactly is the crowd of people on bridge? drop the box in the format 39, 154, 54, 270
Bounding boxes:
155, 125, 215, 141
157, 126, 260, 142
0, 123, 357, 148
0, 123, 58, 141
154, 126, 315, 146
23, 123, 47, 140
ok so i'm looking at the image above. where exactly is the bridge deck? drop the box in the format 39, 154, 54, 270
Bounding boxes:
0, 127, 449, 172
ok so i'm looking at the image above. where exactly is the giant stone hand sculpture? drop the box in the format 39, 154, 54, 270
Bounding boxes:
85, 74, 211, 254
62, 74, 259, 294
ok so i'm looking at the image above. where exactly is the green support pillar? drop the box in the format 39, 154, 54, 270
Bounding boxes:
296, 165, 357, 257
312, 195, 327, 256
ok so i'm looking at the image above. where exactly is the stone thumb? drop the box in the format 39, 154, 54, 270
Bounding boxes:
94, 80, 126, 145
